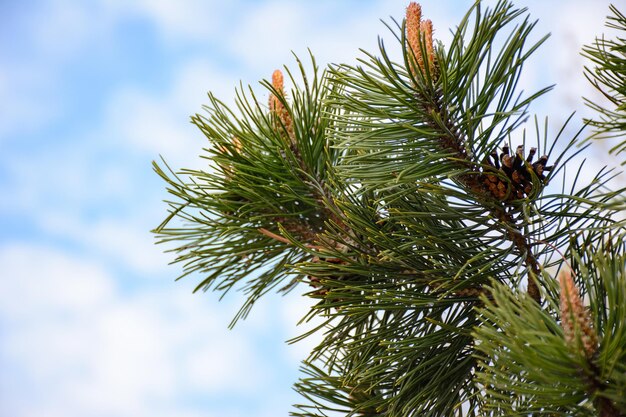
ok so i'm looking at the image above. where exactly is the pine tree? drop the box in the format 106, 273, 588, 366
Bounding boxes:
153, 1, 626, 416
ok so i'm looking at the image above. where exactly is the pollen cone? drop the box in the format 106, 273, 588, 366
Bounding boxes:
559, 269, 598, 358
405, 3, 435, 78
269, 69, 295, 143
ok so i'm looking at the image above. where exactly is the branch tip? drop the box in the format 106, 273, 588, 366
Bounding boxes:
269, 69, 295, 143
406, 2, 436, 79
559, 268, 598, 358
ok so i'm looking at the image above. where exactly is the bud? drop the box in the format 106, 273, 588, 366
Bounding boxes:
405, 2, 435, 79
232, 136, 242, 153
420, 19, 435, 76
269, 70, 285, 113
269, 69, 295, 143
559, 269, 598, 358
406, 3, 422, 73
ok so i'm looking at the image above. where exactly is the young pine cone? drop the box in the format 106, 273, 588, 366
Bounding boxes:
482, 145, 553, 201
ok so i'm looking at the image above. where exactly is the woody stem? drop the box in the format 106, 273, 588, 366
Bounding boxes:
423, 90, 542, 302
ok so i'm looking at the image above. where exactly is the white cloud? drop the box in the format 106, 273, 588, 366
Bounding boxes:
0, 145, 169, 277
225, 1, 400, 74
104, 87, 200, 162
0, 244, 288, 417
182, 331, 269, 392
549, 1, 615, 115
0, 1, 112, 139
228, 2, 310, 69
0, 244, 114, 319
1, 58, 253, 281
103, 59, 237, 166
38, 212, 165, 275
0, 58, 243, 276
3, 2, 625, 416
101, 0, 227, 41
0, 64, 64, 139
29, 1, 99, 57
18, 60, 247, 277
279, 291, 326, 364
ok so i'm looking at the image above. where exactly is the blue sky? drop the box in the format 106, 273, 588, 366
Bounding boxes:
0, 1, 621, 416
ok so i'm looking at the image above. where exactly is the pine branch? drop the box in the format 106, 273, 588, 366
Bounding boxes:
153, 55, 344, 325
329, 1, 554, 309
583, 5, 626, 161
474, 237, 626, 416
152, 1, 626, 416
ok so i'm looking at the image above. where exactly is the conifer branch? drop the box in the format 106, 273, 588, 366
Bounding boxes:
583, 5, 626, 161
403, 3, 548, 302
416, 84, 544, 301
153, 2, 626, 416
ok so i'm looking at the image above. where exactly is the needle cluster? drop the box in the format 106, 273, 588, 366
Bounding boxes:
153, 1, 626, 416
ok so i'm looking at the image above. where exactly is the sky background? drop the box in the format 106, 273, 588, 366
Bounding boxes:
0, 1, 622, 416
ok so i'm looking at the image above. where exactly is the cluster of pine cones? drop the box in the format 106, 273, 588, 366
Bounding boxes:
482, 145, 553, 201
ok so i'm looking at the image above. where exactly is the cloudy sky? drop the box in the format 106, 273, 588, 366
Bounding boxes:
0, 1, 621, 416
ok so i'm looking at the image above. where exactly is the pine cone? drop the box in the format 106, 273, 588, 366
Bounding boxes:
482, 145, 553, 201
